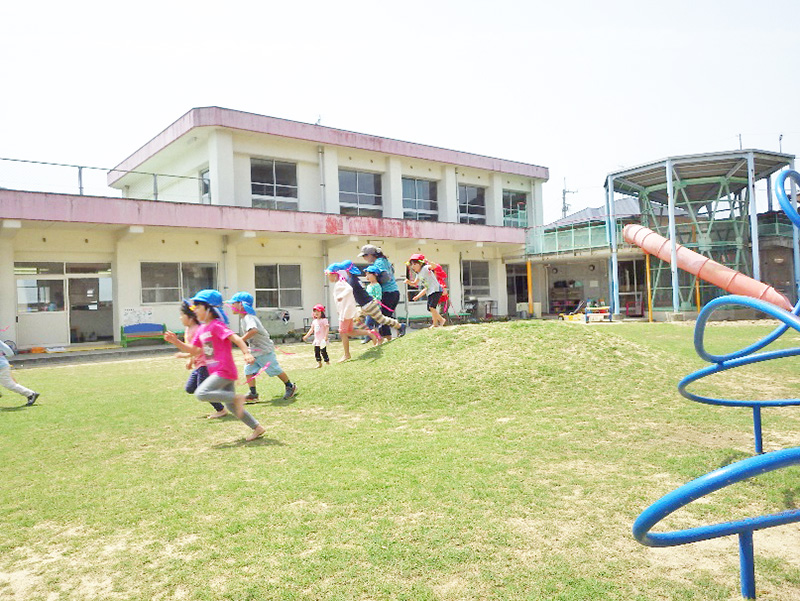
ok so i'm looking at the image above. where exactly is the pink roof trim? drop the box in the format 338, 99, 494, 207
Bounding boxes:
0, 190, 526, 245
108, 107, 549, 185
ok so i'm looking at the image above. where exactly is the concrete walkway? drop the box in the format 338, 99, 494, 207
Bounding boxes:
9, 343, 175, 367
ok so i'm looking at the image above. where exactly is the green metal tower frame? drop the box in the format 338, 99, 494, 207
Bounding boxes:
606, 151, 794, 314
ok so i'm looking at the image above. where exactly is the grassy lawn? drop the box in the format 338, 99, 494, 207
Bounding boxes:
2, 320, 800, 600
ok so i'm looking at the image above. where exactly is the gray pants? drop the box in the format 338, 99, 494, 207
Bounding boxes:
359, 300, 401, 330
195, 374, 260, 430
0, 365, 34, 398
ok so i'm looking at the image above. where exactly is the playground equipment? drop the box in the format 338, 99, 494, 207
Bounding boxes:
622, 224, 793, 312
558, 299, 612, 323
633, 169, 800, 599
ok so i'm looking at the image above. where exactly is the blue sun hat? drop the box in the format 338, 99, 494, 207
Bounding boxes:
224, 291, 257, 315
191, 289, 229, 324
325, 260, 361, 275
364, 265, 382, 275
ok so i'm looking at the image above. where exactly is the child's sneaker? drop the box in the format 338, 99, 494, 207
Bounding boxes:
398, 324, 407, 337
283, 383, 298, 400
245, 393, 259, 404
26, 392, 39, 406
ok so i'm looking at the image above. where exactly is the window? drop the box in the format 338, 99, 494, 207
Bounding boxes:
251, 159, 298, 210
402, 177, 438, 221
14, 262, 64, 276
462, 261, 490, 297
503, 190, 528, 228
16, 279, 65, 313
255, 264, 302, 308
406, 264, 448, 303
458, 185, 486, 224
140, 262, 217, 304
200, 169, 211, 204
339, 169, 383, 217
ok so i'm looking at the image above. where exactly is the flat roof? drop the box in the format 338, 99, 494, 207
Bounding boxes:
109, 107, 549, 185
606, 149, 794, 204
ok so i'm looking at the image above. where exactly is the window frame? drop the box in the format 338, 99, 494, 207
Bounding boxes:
254, 264, 303, 309
402, 177, 439, 221
458, 184, 487, 225
462, 260, 491, 298
339, 169, 383, 218
140, 262, 217, 304
502, 190, 528, 228
251, 158, 299, 211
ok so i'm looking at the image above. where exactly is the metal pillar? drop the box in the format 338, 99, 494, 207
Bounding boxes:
606, 176, 619, 313
747, 152, 761, 281
665, 159, 680, 312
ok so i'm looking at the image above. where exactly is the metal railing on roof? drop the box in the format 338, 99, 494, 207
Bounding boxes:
526, 221, 633, 255
0, 157, 206, 204
758, 215, 794, 238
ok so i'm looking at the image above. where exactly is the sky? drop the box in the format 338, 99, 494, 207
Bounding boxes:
2, 0, 799, 224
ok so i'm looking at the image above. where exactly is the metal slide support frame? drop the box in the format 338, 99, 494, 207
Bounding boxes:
606, 176, 620, 314
666, 159, 680, 312
747, 152, 761, 282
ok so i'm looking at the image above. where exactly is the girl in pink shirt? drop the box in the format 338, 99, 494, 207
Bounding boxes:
302, 304, 330, 368
165, 289, 265, 442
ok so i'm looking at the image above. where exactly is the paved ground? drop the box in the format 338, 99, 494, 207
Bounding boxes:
9, 344, 176, 368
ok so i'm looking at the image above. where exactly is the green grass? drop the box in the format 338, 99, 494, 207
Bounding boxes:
3, 320, 800, 600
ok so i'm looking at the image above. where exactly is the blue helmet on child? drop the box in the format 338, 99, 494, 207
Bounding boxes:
325, 260, 361, 275
224, 291, 257, 315
191, 289, 229, 324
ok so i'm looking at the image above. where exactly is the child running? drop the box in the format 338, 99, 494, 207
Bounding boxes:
176, 300, 227, 419
0, 340, 39, 406
326, 262, 379, 362
225, 292, 298, 401
361, 266, 383, 344
164, 289, 265, 442
302, 304, 330, 368
405, 254, 447, 328
326, 260, 406, 336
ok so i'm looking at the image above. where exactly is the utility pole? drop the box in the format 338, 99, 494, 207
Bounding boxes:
562, 178, 577, 219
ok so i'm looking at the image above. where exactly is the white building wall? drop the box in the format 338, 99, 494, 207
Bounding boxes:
384, 157, 403, 219
439, 166, 458, 223
488, 173, 504, 227
208, 129, 236, 206
0, 238, 16, 343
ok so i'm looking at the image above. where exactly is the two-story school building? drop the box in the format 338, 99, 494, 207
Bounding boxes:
0, 107, 549, 349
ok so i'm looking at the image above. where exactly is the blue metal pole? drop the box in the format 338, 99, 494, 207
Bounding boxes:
753, 407, 763, 455
738, 530, 756, 600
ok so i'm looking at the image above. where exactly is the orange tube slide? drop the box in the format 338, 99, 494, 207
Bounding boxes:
622, 224, 793, 311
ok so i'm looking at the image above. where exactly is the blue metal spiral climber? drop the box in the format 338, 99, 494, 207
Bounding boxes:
633, 170, 800, 599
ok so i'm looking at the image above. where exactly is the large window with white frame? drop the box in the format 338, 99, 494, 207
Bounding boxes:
503, 190, 528, 228
251, 159, 298, 210
140, 262, 217, 303
339, 169, 383, 217
458, 184, 486, 225
255, 264, 302, 308
402, 177, 438, 221
462, 260, 490, 297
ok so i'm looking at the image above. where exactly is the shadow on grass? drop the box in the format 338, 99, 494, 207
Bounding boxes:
0, 404, 29, 412
717, 451, 751, 469
212, 437, 286, 449
351, 344, 386, 363
267, 396, 298, 407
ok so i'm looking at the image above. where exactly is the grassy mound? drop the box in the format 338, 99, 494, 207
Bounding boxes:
2, 321, 800, 599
